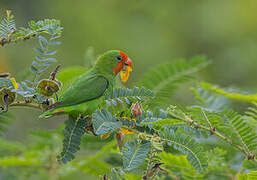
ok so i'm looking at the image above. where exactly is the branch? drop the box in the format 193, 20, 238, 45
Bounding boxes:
10, 101, 43, 110
0, 30, 45, 47
168, 111, 257, 162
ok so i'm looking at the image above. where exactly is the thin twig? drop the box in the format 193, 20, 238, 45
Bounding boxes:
10, 101, 42, 110
168, 112, 257, 163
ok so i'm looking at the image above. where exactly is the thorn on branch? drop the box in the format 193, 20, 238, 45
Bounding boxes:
50, 65, 61, 80
143, 162, 168, 180
185, 116, 194, 125
210, 126, 216, 135
247, 153, 255, 160
85, 117, 97, 136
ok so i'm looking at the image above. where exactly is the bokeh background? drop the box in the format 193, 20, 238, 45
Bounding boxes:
0, 0, 256, 147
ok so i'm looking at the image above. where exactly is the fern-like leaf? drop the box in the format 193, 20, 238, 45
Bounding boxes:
138, 56, 210, 107
200, 82, 257, 102
30, 34, 60, 75
105, 87, 154, 107
238, 171, 257, 180
190, 86, 231, 112
92, 108, 122, 135
246, 102, 257, 119
225, 111, 257, 154
159, 129, 208, 173
122, 139, 151, 172
0, 10, 16, 39
159, 152, 202, 179
57, 115, 88, 164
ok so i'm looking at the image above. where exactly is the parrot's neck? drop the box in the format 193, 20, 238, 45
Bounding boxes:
93, 65, 116, 83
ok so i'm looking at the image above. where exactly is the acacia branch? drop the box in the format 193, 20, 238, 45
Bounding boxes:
0, 29, 46, 47
168, 112, 257, 162
10, 101, 43, 110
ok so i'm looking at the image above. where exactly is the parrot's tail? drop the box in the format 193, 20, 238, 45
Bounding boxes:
39, 109, 65, 119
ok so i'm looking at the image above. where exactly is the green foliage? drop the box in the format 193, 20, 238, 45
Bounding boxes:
30, 34, 60, 75
159, 129, 208, 173
159, 152, 202, 179
57, 115, 88, 164
200, 82, 257, 102
190, 86, 231, 112
225, 111, 257, 155
0, 10, 16, 40
138, 56, 210, 107
141, 118, 183, 127
0, 113, 12, 136
105, 87, 154, 106
246, 102, 257, 119
122, 139, 151, 172
0, 156, 41, 168
92, 108, 122, 135
0, 10, 62, 46
238, 171, 257, 180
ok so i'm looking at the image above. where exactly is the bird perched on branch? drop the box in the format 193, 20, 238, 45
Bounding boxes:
39, 50, 133, 118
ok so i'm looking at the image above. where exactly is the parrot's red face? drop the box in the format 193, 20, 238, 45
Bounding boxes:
113, 51, 133, 82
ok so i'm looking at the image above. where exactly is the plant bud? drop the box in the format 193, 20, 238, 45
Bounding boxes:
115, 131, 125, 151
131, 101, 142, 118
138, 133, 147, 141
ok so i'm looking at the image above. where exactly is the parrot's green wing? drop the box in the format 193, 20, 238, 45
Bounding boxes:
58, 71, 109, 107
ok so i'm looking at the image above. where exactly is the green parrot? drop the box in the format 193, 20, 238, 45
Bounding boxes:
39, 50, 133, 119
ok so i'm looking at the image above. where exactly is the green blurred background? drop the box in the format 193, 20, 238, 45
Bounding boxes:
0, 1, 256, 138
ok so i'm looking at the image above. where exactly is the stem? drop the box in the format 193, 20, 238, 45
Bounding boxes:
10, 101, 43, 110
0, 29, 46, 47
169, 112, 257, 163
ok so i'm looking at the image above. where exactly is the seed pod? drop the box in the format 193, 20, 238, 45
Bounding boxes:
115, 131, 125, 151
131, 101, 142, 118
37, 79, 60, 97
0, 73, 10, 78
0, 88, 16, 106
138, 133, 147, 141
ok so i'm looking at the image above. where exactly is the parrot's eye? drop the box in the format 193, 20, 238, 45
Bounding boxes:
116, 56, 122, 62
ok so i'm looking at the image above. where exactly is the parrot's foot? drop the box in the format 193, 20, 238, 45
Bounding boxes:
85, 120, 97, 136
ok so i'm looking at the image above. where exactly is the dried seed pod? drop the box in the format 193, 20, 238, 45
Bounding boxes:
115, 131, 125, 151
37, 79, 60, 97
0, 88, 16, 106
0, 73, 10, 78
131, 101, 142, 118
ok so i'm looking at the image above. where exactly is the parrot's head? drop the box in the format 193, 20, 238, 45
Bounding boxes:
96, 50, 133, 82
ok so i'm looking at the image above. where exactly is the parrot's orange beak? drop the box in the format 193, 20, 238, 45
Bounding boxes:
113, 51, 133, 82
120, 57, 133, 83
124, 58, 133, 68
